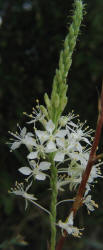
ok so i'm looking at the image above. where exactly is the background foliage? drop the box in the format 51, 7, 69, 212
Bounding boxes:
1, 0, 103, 249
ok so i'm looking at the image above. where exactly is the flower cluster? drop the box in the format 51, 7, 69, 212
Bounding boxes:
9, 106, 103, 237
58, 212, 83, 237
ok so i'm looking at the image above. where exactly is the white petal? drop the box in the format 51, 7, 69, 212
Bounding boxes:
55, 129, 67, 138
36, 172, 46, 180
85, 184, 91, 195
56, 138, 65, 147
27, 132, 34, 137
24, 136, 36, 146
13, 190, 23, 196
58, 221, 66, 230
27, 151, 38, 159
20, 127, 27, 137
75, 142, 82, 152
54, 152, 65, 162
67, 143, 75, 152
87, 204, 94, 211
67, 212, 73, 226
67, 227, 73, 234
29, 161, 36, 169
11, 141, 21, 150
85, 195, 91, 202
45, 141, 57, 153
39, 161, 51, 170
58, 220, 73, 234
18, 167, 32, 175
83, 137, 91, 145
35, 130, 49, 143
46, 120, 55, 134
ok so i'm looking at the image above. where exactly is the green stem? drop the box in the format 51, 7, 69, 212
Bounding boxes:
44, 1, 84, 248
50, 160, 58, 250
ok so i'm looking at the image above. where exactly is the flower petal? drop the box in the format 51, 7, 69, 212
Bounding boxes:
27, 151, 38, 159
35, 130, 49, 143
36, 172, 46, 180
39, 161, 51, 170
45, 141, 57, 153
54, 152, 65, 162
18, 167, 32, 175
56, 138, 65, 147
27, 132, 34, 137
24, 136, 36, 146
11, 141, 21, 150
55, 129, 67, 138
46, 120, 55, 134
20, 127, 27, 137
83, 137, 91, 145
67, 212, 73, 226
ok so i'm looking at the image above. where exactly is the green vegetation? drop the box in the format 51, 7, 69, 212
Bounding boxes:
1, 0, 103, 249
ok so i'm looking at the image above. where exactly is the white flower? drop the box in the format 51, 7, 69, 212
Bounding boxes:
57, 175, 70, 191
27, 140, 46, 160
68, 161, 83, 178
69, 123, 93, 145
54, 151, 65, 162
54, 137, 67, 162
58, 212, 82, 237
54, 136, 76, 162
84, 163, 103, 194
83, 195, 98, 212
26, 106, 44, 127
9, 126, 35, 151
54, 130, 88, 162
18, 161, 51, 181
68, 150, 89, 166
85, 183, 91, 196
59, 112, 78, 128
66, 151, 89, 190
67, 132, 83, 152
57, 160, 84, 191
9, 181, 50, 215
35, 120, 67, 153
35, 120, 55, 145
9, 181, 37, 209
88, 163, 102, 183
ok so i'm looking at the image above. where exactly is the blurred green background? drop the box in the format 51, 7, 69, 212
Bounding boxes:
0, 0, 103, 249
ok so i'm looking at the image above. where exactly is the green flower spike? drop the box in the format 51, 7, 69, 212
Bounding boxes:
44, 0, 84, 127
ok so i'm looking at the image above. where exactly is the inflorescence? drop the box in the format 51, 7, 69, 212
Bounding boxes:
9, 104, 103, 237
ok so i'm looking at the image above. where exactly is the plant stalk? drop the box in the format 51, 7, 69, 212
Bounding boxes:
50, 160, 58, 250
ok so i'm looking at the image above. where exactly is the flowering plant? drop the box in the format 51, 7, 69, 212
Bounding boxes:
8, 1, 103, 250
